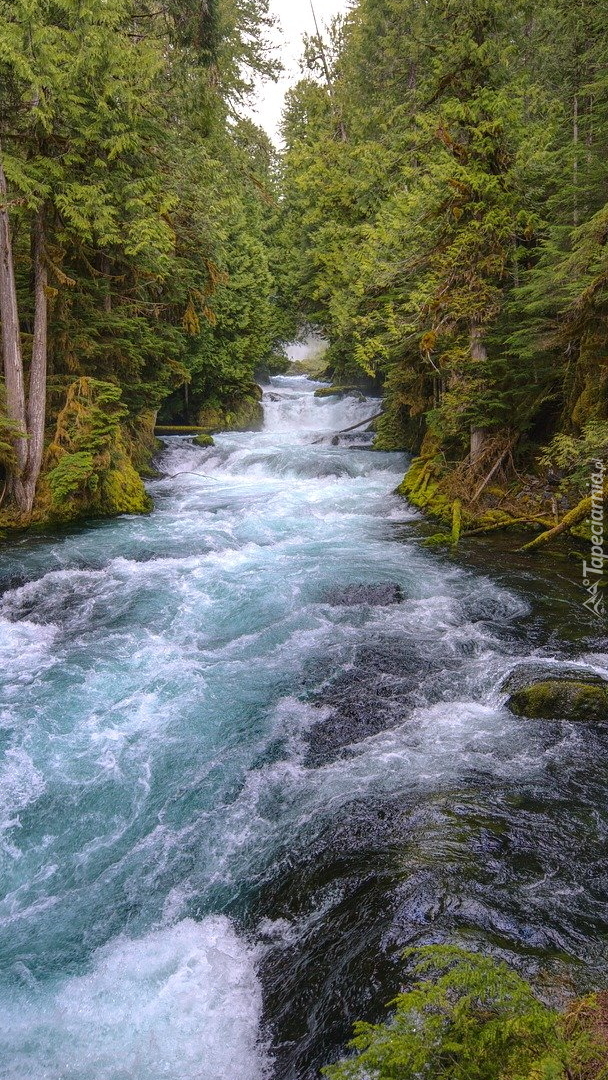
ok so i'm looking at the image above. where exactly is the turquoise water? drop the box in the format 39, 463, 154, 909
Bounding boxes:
0, 375, 607, 1079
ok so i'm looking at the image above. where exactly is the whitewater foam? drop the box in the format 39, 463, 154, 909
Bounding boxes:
0, 917, 269, 1080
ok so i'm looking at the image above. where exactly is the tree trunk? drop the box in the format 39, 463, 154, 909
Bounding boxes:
573, 92, 579, 227
0, 149, 28, 509
22, 209, 48, 512
469, 325, 488, 464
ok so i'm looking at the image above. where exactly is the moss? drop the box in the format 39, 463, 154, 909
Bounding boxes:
313, 385, 364, 399
97, 451, 153, 516
451, 499, 462, 544
33, 379, 153, 524
193, 433, 215, 447
197, 385, 264, 432
508, 679, 608, 722
396, 455, 453, 522
373, 402, 423, 451
127, 409, 162, 478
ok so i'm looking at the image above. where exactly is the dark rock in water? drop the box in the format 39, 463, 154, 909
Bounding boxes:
313, 385, 365, 400
507, 678, 608, 722
0, 574, 28, 598
303, 638, 437, 766
322, 583, 403, 606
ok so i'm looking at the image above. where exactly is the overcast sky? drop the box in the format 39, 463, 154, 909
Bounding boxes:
249, 0, 351, 144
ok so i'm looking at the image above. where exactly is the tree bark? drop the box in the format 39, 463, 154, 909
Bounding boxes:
22, 209, 48, 511
573, 92, 579, 227
469, 325, 489, 464
0, 149, 28, 509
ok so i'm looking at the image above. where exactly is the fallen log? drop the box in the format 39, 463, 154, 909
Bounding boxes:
518, 493, 599, 552
335, 410, 384, 434
311, 411, 384, 444
464, 515, 550, 537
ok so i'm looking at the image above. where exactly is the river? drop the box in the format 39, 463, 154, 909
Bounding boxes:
0, 373, 607, 1079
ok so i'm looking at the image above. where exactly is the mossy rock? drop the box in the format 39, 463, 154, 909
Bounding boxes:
396, 456, 453, 522
314, 385, 364, 400
507, 679, 608, 722
193, 433, 215, 447
197, 386, 264, 432
98, 457, 153, 516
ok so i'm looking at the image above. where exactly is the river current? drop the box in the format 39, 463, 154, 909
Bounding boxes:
0, 373, 607, 1079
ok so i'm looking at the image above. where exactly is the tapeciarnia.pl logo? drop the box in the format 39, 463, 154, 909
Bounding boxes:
582, 459, 606, 619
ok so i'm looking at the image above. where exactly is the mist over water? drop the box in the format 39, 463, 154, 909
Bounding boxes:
0, 372, 607, 1078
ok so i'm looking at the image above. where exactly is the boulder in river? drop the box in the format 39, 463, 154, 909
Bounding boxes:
507, 678, 608, 722
322, 583, 403, 606
314, 385, 365, 400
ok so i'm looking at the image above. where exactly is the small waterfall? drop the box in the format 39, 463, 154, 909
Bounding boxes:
262, 376, 379, 435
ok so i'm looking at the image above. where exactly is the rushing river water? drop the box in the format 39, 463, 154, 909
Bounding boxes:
0, 373, 607, 1079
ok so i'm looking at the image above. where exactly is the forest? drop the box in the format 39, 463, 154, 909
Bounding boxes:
278, 0, 608, 550
0, 0, 285, 525
0, 0, 607, 542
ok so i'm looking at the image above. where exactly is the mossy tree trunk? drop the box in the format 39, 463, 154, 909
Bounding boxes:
518, 491, 603, 551
22, 210, 48, 512
0, 159, 48, 514
469, 326, 490, 465
0, 151, 28, 508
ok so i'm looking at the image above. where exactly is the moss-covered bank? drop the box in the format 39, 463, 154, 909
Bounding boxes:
393, 438, 600, 549
0, 378, 157, 532
196, 384, 264, 433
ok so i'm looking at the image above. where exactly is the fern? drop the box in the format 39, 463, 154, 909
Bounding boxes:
323, 947, 604, 1080
47, 452, 95, 505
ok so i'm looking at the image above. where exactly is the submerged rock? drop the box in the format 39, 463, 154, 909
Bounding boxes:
322, 583, 403, 606
507, 678, 608, 722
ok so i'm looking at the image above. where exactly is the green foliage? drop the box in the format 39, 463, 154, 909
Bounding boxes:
45, 377, 151, 515
47, 452, 95, 505
539, 422, 608, 491
323, 947, 602, 1080
0, 405, 21, 473
0, 0, 281, 521
275, 0, 608, 497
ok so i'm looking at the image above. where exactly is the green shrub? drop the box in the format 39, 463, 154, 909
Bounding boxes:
323, 947, 603, 1080
539, 422, 608, 492
48, 452, 95, 505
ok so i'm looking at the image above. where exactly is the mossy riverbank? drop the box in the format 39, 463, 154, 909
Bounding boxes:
395, 445, 601, 552
0, 381, 261, 534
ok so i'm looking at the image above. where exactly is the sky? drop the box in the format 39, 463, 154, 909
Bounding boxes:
249, 0, 351, 144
